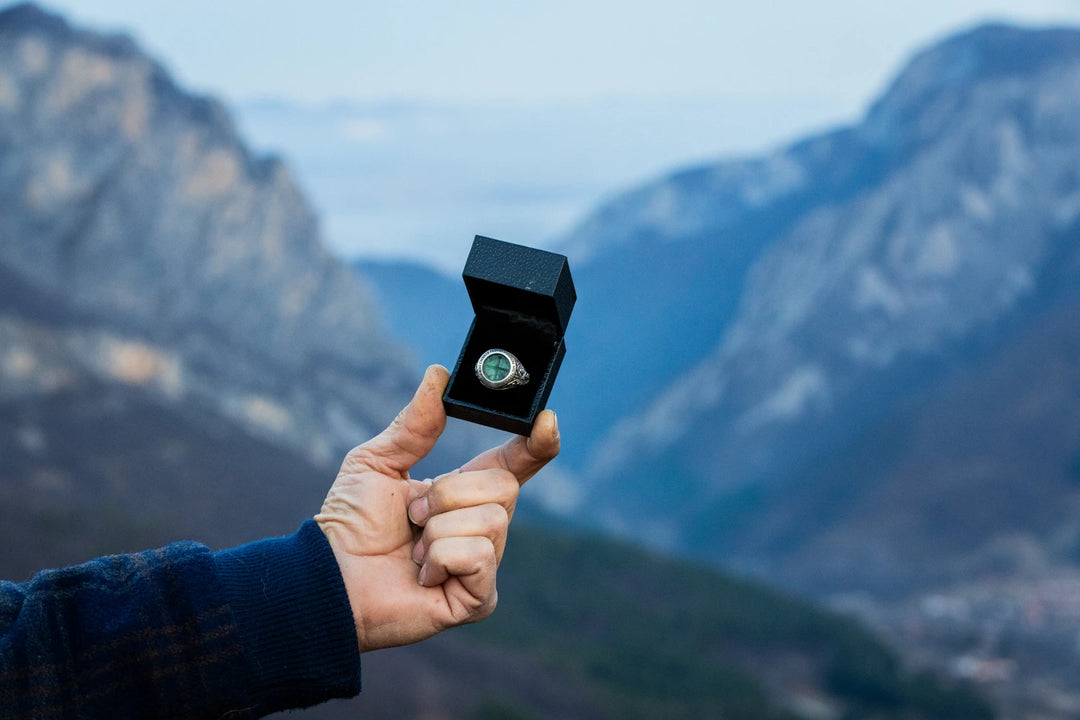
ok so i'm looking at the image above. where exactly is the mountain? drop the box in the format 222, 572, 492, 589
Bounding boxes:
747, 289, 1080, 717
0, 369, 994, 720
0, 5, 997, 718
503, 25, 1080, 714
343, 23, 1080, 610
0, 278, 990, 720
1, 291, 993, 720
354, 258, 472, 369
559, 23, 1080, 575
720, 289, 1080, 595
0, 2, 421, 470
1, 380, 994, 720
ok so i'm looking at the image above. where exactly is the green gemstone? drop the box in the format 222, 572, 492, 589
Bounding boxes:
482, 353, 512, 382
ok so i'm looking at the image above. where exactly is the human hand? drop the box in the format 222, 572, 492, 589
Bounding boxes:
314, 364, 560, 652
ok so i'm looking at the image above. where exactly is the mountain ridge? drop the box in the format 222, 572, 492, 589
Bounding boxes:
550, 23, 1080, 463
0, 2, 422, 467
570, 21, 1080, 562
0, 10, 992, 710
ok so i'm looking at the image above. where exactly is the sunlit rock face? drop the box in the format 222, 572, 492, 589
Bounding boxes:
0, 4, 416, 464
555, 24, 1080, 591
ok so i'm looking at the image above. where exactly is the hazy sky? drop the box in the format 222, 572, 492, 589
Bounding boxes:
23, 1, 1080, 267
34, 1, 1080, 109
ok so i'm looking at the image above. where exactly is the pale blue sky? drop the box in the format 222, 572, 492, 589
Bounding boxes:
23, 1, 1080, 267
33, 1, 1080, 108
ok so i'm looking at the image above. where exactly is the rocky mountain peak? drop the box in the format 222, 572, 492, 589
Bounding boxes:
566, 22, 1080, 575
1, 3, 80, 40
0, 2, 417, 465
863, 23, 1080, 147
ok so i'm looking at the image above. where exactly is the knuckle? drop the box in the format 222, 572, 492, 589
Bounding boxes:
494, 467, 518, 487
340, 445, 372, 470
497, 469, 520, 498
426, 537, 450, 562
423, 483, 447, 515
464, 538, 496, 574
475, 469, 517, 505
422, 511, 447, 537
417, 527, 435, 554
481, 502, 509, 530
481, 538, 498, 566
474, 594, 497, 622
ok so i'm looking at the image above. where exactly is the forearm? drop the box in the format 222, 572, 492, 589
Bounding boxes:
0, 521, 360, 720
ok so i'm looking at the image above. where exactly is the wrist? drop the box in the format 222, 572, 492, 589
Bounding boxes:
214, 521, 361, 713
317, 523, 371, 653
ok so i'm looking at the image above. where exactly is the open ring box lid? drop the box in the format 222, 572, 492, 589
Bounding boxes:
443, 235, 576, 435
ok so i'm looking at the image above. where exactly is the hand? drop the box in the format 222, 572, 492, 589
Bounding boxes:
314, 364, 560, 652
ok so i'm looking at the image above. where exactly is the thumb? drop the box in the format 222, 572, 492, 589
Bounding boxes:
348, 365, 450, 477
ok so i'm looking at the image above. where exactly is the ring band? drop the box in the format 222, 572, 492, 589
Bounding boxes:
475, 348, 530, 390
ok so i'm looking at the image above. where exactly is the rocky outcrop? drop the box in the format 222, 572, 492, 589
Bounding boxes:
0, 3, 416, 464
559, 24, 1080, 590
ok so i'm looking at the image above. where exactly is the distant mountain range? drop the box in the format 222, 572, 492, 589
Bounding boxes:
367, 23, 1080, 587
0, 4, 999, 719
570, 23, 1080, 592
11, 0, 1080, 714
363, 23, 1080, 591
358, 23, 1080, 715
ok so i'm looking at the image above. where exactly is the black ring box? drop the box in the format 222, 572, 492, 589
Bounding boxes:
443, 235, 576, 435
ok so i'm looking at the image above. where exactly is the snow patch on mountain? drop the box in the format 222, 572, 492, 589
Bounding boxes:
738, 365, 829, 431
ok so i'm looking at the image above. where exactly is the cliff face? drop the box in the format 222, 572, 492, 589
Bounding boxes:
0, 10, 996, 719
545, 24, 1080, 592
0, 3, 416, 465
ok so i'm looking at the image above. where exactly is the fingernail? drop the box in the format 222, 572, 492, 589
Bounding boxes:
409, 496, 430, 525
412, 538, 424, 565
417, 564, 429, 586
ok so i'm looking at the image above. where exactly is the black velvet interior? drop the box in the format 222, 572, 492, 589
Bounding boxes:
446, 309, 560, 420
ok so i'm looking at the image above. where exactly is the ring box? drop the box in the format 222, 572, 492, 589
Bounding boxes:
443, 235, 576, 435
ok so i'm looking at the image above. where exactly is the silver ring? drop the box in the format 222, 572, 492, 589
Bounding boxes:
475, 348, 530, 390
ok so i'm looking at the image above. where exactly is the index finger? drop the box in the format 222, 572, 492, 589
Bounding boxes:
458, 409, 560, 485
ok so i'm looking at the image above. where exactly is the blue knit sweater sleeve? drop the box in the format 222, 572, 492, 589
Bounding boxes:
0, 520, 360, 719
